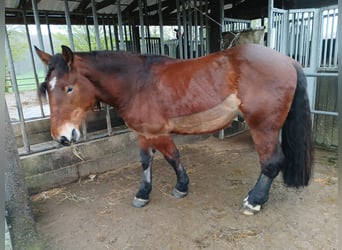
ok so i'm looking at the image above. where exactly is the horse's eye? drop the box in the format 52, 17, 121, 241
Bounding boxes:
66, 86, 74, 93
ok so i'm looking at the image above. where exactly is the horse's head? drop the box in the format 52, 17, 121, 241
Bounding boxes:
35, 45, 96, 146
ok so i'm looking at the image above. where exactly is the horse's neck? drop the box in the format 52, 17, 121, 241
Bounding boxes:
76, 53, 140, 109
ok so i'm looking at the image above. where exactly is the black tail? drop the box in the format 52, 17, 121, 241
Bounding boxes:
281, 63, 313, 187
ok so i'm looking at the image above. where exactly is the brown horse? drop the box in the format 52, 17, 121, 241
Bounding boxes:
35, 44, 313, 215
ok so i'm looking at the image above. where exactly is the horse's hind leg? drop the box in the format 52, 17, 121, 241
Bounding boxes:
241, 128, 285, 215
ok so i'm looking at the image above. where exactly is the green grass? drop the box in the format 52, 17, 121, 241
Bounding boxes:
5, 72, 45, 92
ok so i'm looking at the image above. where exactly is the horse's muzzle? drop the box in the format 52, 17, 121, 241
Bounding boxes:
58, 128, 80, 146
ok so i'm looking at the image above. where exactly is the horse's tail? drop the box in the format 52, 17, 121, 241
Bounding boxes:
280, 62, 313, 187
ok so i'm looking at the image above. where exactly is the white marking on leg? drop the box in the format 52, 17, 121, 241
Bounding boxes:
143, 165, 151, 184
241, 196, 261, 215
49, 76, 57, 91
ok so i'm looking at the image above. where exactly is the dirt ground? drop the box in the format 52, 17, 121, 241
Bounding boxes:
30, 132, 338, 250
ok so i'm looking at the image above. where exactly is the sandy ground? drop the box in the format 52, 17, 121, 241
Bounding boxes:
31, 132, 338, 250
5, 90, 50, 121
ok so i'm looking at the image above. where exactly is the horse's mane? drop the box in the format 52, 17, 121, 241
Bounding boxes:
77, 50, 178, 76
38, 50, 178, 98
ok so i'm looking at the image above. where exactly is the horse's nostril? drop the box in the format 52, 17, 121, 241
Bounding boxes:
60, 136, 71, 146
71, 128, 79, 141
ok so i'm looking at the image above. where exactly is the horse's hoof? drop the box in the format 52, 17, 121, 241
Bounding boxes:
240, 196, 261, 215
132, 197, 149, 208
172, 188, 188, 199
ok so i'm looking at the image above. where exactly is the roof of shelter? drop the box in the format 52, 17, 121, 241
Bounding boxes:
5, 0, 338, 25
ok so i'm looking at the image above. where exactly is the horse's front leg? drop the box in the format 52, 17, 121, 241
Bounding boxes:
132, 137, 155, 208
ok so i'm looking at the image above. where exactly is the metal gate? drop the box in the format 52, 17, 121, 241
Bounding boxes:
269, 5, 338, 148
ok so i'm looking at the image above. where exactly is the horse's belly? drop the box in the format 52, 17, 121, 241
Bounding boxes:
170, 94, 241, 134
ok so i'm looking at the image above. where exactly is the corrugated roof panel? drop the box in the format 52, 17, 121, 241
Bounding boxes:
5, 0, 20, 8
37, 0, 79, 12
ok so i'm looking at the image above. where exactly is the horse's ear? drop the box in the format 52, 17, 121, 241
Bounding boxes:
61, 45, 74, 68
34, 46, 52, 65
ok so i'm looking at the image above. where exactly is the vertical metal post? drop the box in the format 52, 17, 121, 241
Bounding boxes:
64, 0, 75, 50
103, 16, 109, 50
204, 0, 209, 54
113, 22, 120, 50
5, 28, 30, 153
91, 0, 112, 136
31, 0, 44, 51
187, 1, 193, 58
108, 21, 114, 50
139, 0, 146, 53
199, 0, 204, 56
85, 18, 92, 50
117, 0, 125, 50
158, 0, 165, 55
22, 9, 45, 117
45, 12, 54, 54
176, 0, 183, 59
182, 1, 188, 59
218, 0, 225, 140
267, 0, 274, 47
194, 0, 199, 57
91, 0, 102, 50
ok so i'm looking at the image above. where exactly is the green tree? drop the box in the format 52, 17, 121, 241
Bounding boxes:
53, 25, 110, 52
6, 25, 28, 62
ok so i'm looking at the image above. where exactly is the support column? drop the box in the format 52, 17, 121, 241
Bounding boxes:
208, 0, 221, 53
64, 0, 74, 50
158, 0, 165, 55
117, 0, 125, 51
5, 28, 31, 154
139, 0, 146, 53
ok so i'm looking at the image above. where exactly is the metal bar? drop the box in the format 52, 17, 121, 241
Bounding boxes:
176, 0, 183, 58
305, 72, 338, 77
199, 0, 204, 55
194, 0, 199, 57
91, 0, 112, 137
188, 1, 193, 58
182, 0, 188, 58
22, 9, 45, 117
311, 110, 338, 116
113, 22, 120, 51
294, 13, 300, 61
103, 16, 108, 50
123, 25, 127, 51
267, 0, 273, 47
204, 0, 209, 54
299, 12, 305, 64
304, 13, 312, 67
322, 10, 329, 67
5, 28, 31, 153
108, 18, 114, 50
64, 0, 74, 50
138, 0, 146, 53
158, 0, 165, 55
328, 9, 336, 68
85, 16, 92, 51
333, 10, 338, 67
91, 0, 102, 50
289, 13, 295, 58
45, 12, 54, 54
117, 0, 125, 51
31, 0, 44, 51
